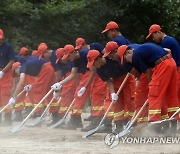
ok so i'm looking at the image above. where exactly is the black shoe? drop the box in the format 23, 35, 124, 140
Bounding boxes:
123, 119, 129, 127
97, 125, 112, 133
4, 113, 12, 126
61, 115, 82, 130
47, 113, 63, 127
131, 121, 137, 128
149, 123, 162, 134
161, 121, 170, 135
13, 110, 23, 122
33, 112, 41, 119
22, 106, 33, 118
113, 120, 124, 133
84, 115, 92, 121
97, 118, 112, 133
81, 116, 101, 132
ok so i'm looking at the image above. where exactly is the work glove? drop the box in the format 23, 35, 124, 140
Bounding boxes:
77, 87, 86, 97
8, 97, 16, 106
24, 84, 33, 92
53, 91, 60, 99
111, 93, 118, 102
0, 71, 4, 79
51, 82, 62, 91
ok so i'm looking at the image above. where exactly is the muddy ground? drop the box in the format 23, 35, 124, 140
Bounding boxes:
0, 113, 179, 154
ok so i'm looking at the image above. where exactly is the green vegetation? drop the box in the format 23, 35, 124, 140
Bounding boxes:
0, 0, 179, 52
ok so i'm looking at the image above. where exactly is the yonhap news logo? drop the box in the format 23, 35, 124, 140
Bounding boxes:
104, 133, 180, 148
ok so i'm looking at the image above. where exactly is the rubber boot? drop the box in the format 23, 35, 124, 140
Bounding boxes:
84, 115, 92, 121
61, 115, 82, 130
113, 120, 124, 133
81, 116, 101, 132
47, 112, 63, 127
4, 112, 12, 126
13, 110, 23, 122
97, 118, 112, 133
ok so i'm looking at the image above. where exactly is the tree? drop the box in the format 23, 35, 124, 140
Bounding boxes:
0, 0, 179, 52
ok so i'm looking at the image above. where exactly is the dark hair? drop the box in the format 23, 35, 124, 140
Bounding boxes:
21, 50, 29, 56
126, 46, 132, 51
95, 54, 103, 61
109, 28, 119, 32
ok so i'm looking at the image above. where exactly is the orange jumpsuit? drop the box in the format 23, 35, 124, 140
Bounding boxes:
134, 73, 149, 124
32, 62, 56, 113
0, 69, 13, 113
72, 71, 91, 116
148, 58, 179, 121
15, 74, 36, 111
90, 74, 107, 117
104, 74, 136, 121
177, 68, 180, 119
58, 72, 77, 115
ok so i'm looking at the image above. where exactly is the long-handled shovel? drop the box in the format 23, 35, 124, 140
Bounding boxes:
26, 97, 61, 127
10, 88, 53, 133
82, 73, 130, 138
124, 110, 137, 130
114, 100, 179, 141
150, 107, 180, 124
48, 98, 75, 129
113, 99, 148, 140
0, 89, 25, 114
0, 104, 10, 115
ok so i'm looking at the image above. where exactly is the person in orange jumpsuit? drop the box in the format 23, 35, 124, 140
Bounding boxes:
146, 24, 180, 133
86, 48, 136, 133
51, 43, 93, 130
133, 74, 149, 125
99, 21, 136, 133
118, 43, 179, 133
106, 43, 149, 125
46, 47, 68, 125
11, 62, 36, 121
0, 29, 15, 125
13, 47, 37, 121
46, 48, 77, 127
9, 43, 56, 119
79, 42, 107, 132
103, 41, 136, 121
55, 48, 77, 122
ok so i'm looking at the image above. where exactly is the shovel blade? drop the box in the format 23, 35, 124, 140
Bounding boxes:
150, 118, 175, 124
124, 121, 131, 130
10, 125, 25, 133
116, 129, 130, 139
25, 117, 41, 126
25, 117, 45, 127
82, 128, 98, 139
82, 124, 104, 138
34, 118, 45, 125
48, 119, 65, 129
